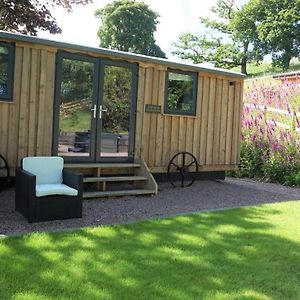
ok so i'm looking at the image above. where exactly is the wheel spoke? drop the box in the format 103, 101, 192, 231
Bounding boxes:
170, 162, 180, 170
167, 152, 198, 188
186, 160, 196, 168
181, 173, 185, 187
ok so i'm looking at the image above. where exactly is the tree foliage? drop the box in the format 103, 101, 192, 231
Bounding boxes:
61, 59, 94, 104
60, 58, 132, 133
172, 0, 253, 74
95, 0, 166, 58
173, 32, 244, 69
0, 46, 9, 95
167, 79, 193, 112
102, 66, 131, 133
0, 0, 92, 35
238, 0, 300, 70
172, 0, 300, 73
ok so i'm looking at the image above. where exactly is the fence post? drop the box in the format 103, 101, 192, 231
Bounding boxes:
291, 111, 296, 132
263, 106, 267, 133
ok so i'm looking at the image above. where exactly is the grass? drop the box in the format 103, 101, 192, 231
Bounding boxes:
232, 61, 300, 78
1, 201, 300, 299
244, 76, 278, 90
60, 110, 91, 132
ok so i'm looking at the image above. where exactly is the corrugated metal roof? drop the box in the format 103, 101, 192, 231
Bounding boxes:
273, 70, 300, 79
0, 30, 245, 79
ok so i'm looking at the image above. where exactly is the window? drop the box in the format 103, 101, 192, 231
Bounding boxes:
164, 69, 197, 115
0, 42, 14, 101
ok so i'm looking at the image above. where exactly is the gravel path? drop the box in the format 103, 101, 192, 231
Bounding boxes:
1, 178, 299, 236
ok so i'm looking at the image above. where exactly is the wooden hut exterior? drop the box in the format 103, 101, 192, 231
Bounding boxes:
0, 31, 245, 197
273, 71, 300, 84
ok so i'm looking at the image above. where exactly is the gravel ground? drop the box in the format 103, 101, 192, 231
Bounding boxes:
1, 178, 299, 237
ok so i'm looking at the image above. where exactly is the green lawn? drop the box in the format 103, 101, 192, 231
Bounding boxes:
232, 61, 300, 78
1, 201, 300, 300
60, 110, 91, 132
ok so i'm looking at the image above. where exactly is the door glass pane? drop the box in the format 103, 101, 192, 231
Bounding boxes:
58, 58, 94, 157
100, 65, 132, 157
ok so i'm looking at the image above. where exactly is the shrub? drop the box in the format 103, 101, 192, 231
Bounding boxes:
232, 79, 300, 186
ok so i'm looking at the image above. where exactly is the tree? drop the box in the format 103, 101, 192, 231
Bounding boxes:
60, 59, 133, 133
172, 0, 257, 74
230, 3, 263, 70
102, 66, 132, 133
0, 0, 92, 36
95, 0, 166, 58
172, 32, 245, 71
239, 0, 300, 70
173, 0, 300, 74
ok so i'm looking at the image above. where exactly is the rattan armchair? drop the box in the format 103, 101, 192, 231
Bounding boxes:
15, 156, 83, 223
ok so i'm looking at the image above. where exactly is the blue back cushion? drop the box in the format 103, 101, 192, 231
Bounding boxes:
22, 156, 63, 184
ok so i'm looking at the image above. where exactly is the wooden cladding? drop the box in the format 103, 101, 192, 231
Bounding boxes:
135, 66, 243, 172
0, 41, 243, 175
0, 45, 56, 174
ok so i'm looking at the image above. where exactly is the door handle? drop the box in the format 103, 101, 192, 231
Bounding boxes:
99, 105, 108, 119
91, 105, 97, 119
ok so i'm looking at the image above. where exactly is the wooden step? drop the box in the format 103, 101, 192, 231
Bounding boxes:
83, 189, 155, 199
83, 176, 147, 183
65, 163, 140, 169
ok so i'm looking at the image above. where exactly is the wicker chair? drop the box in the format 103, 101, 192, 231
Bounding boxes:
15, 156, 83, 223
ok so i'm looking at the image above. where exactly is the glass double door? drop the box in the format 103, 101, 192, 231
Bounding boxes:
53, 52, 137, 162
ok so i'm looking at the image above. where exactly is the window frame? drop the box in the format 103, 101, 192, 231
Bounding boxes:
0, 41, 15, 101
164, 68, 198, 116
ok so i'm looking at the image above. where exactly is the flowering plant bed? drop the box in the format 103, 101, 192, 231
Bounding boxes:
233, 79, 300, 186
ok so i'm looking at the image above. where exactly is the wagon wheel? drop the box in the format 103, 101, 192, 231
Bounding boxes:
0, 154, 10, 192
167, 152, 198, 188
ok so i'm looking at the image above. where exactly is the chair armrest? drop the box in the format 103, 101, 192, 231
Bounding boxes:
16, 168, 36, 193
63, 169, 83, 196
15, 168, 36, 221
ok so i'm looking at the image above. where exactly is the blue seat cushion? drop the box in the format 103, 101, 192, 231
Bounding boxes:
36, 183, 78, 197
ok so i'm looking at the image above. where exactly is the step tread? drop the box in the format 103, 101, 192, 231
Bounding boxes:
65, 163, 141, 169
83, 176, 147, 183
83, 189, 155, 198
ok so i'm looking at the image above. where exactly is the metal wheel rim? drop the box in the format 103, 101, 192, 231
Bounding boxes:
167, 151, 198, 188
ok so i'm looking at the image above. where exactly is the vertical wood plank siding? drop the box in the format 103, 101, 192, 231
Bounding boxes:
0, 45, 56, 174
0, 42, 243, 175
135, 66, 243, 172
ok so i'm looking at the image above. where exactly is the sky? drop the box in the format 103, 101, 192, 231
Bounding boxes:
38, 0, 218, 60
